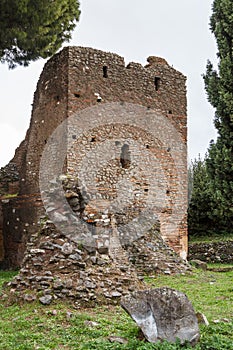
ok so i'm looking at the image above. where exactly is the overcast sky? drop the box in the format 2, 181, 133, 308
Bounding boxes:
0, 0, 218, 167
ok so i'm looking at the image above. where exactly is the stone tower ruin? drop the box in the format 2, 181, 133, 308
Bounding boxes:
0, 47, 187, 269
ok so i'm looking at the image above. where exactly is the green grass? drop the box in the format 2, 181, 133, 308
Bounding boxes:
145, 266, 233, 322
0, 269, 232, 350
189, 232, 233, 243
1, 193, 18, 199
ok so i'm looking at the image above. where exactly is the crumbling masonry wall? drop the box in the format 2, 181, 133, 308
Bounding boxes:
0, 47, 187, 268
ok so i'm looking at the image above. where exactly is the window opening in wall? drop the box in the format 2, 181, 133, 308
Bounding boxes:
144, 188, 149, 193
91, 137, 96, 142
103, 66, 108, 78
168, 110, 172, 114
154, 77, 161, 91
120, 144, 131, 169
74, 93, 80, 98
146, 145, 150, 149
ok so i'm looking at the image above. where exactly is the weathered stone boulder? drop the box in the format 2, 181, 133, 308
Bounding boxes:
121, 288, 200, 346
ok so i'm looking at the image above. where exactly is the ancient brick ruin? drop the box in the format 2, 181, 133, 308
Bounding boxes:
0, 46, 188, 274
4, 176, 189, 306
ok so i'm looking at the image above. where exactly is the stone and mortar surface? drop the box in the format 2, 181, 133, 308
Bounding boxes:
0, 46, 188, 269
4, 176, 190, 306
6, 221, 142, 306
188, 240, 233, 263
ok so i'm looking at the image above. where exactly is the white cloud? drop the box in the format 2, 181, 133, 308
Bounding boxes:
0, 123, 26, 166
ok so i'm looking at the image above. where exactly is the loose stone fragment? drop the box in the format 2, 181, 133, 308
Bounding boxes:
39, 295, 53, 305
196, 312, 209, 326
108, 336, 128, 344
121, 288, 200, 345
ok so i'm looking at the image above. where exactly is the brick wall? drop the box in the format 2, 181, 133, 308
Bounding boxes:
66, 47, 187, 257
0, 46, 188, 268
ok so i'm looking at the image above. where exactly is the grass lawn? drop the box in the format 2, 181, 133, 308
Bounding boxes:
0, 267, 232, 350
189, 233, 233, 243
